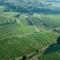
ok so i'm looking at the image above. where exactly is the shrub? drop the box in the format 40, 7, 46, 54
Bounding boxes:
57, 36, 60, 44
22, 55, 27, 60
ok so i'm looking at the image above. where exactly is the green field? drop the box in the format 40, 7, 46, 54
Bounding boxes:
40, 44, 60, 60
40, 14, 60, 28
0, 6, 5, 13
0, 11, 60, 60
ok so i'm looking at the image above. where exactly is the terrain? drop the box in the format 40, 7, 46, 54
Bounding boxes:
0, 0, 60, 60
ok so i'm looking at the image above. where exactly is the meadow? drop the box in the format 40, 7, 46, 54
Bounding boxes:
0, 5, 60, 60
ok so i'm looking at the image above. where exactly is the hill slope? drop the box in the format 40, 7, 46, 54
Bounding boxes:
0, 11, 60, 60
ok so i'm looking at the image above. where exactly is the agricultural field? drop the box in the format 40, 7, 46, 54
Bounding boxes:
0, 1, 60, 60
0, 6, 5, 13
40, 14, 60, 28
0, 31, 59, 59
40, 43, 60, 60
0, 11, 60, 60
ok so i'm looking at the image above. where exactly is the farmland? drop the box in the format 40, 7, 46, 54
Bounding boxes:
0, 0, 60, 60
0, 11, 60, 60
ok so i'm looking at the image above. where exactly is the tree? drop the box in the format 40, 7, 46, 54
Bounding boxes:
22, 55, 27, 60
53, 28, 57, 31
12, 57, 15, 60
15, 14, 20, 18
36, 49, 39, 54
57, 36, 60, 44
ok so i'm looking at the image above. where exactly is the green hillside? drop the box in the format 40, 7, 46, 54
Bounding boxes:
0, 0, 60, 60
0, 31, 59, 60
40, 14, 60, 28
0, 11, 60, 60
0, 6, 5, 13
40, 44, 60, 60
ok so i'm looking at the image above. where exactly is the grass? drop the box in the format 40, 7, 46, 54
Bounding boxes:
0, 32, 59, 60
0, 6, 5, 13
0, 11, 60, 60
40, 14, 60, 28
40, 44, 60, 60
0, 12, 19, 24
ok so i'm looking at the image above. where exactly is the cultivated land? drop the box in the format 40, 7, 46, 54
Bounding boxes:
0, 5, 60, 60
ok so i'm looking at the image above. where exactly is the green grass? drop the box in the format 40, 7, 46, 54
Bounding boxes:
0, 32, 59, 60
40, 44, 60, 60
0, 12, 60, 60
0, 6, 5, 13
0, 23, 37, 39
40, 14, 60, 28
0, 12, 19, 24
17, 13, 51, 31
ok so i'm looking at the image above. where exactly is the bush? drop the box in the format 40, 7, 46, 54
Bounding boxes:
57, 36, 60, 44
22, 55, 27, 60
